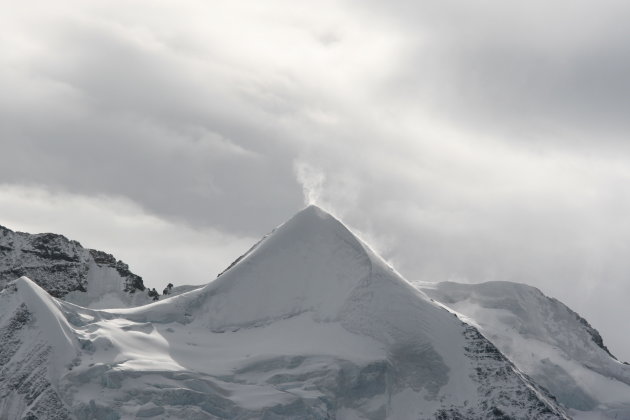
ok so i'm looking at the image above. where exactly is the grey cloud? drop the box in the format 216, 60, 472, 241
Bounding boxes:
359, 0, 630, 147
1, 14, 306, 233
3, 0, 630, 361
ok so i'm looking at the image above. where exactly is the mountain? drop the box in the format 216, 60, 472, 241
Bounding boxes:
0, 206, 568, 419
0, 224, 157, 308
418, 281, 630, 420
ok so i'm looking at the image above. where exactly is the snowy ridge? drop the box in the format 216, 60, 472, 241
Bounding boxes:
0, 280, 77, 419
419, 281, 630, 419
0, 206, 569, 419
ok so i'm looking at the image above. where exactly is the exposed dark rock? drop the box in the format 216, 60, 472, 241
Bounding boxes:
0, 224, 146, 298
88, 249, 117, 265
163, 283, 173, 295
454, 325, 567, 419
147, 288, 159, 301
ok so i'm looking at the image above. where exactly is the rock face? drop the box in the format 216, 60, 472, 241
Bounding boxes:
0, 225, 152, 308
419, 281, 630, 419
0, 207, 568, 419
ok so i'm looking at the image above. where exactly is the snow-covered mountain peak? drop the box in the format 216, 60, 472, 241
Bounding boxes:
169, 205, 366, 325
0, 209, 569, 418
173, 204, 415, 332
99, 207, 568, 418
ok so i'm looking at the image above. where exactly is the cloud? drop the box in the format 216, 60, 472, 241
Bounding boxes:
2, 0, 630, 360
294, 161, 325, 205
0, 184, 258, 289
358, 0, 630, 147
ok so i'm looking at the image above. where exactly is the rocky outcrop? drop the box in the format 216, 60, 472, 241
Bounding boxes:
0, 225, 149, 307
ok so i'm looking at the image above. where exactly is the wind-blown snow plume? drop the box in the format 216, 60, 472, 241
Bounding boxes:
294, 161, 325, 205
293, 160, 385, 260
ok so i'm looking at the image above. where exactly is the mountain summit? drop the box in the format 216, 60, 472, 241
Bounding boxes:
1, 206, 568, 419
171, 204, 405, 330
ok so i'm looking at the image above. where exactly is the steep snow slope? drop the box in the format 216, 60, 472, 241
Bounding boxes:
1, 206, 568, 419
419, 281, 630, 419
0, 225, 155, 308
0, 278, 79, 419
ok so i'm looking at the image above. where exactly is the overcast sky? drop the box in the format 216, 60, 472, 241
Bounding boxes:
2, 0, 630, 360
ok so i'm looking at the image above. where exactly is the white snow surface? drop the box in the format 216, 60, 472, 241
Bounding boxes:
15, 277, 78, 379
418, 280, 630, 420
0, 206, 567, 419
63, 260, 151, 309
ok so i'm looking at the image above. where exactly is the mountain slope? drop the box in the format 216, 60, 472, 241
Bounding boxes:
0, 279, 78, 419
0, 225, 155, 308
0, 206, 568, 419
418, 281, 630, 419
